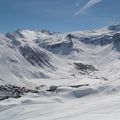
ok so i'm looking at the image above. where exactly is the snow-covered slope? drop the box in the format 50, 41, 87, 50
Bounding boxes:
1, 24, 120, 120
0, 32, 60, 87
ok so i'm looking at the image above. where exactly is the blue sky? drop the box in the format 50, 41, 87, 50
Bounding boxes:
0, 0, 120, 33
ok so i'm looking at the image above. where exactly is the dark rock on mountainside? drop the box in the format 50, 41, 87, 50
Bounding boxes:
19, 45, 54, 68
6, 29, 25, 39
5, 32, 21, 46
80, 35, 113, 46
47, 86, 58, 92
74, 63, 97, 71
74, 63, 98, 75
66, 34, 75, 40
112, 33, 120, 51
108, 24, 120, 31
41, 29, 53, 35
66, 33, 113, 46
113, 33, 120, 44
0, 84, 39, 100
5, 29, 25, 46
46, 40, 73, 55
70, 84, 89, 88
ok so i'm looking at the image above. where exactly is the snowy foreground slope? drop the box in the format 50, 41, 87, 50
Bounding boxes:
0, 25, 120, 119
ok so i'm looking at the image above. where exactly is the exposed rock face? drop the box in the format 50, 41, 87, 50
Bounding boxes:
47, 86, 58, 92
19, 45, 54, 68
0, 85, 38, 100
112, 33, 120, 51
66, 33, 113, 46
41, 29, 53, 35
66, 34, 75, 40
79, 35, 113, 46
5, 29, 25, 46
113, 33, 120, 44
46, 40, 73, 55
74, 63, 98, 75
5, 32, 21, 46
108, 24, 120, 31
6, 29, 25, 39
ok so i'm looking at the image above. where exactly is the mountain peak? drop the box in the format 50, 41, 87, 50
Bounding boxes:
108, 24, 120, 31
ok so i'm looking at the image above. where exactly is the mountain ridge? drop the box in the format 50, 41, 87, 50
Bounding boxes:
0, 24, 120, 96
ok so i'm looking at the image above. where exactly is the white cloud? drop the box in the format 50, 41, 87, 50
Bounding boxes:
74, 0, 103, 16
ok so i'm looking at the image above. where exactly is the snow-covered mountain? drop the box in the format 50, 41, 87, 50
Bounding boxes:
1, 24, 120, 120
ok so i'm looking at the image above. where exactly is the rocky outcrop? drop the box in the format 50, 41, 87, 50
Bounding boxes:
112, 33, 120, 51
0, 85, 38, 100
5, 32, 21, 46
79, 35, 113, 46
46, 40, 73, 55
108, 24, 120, 31
74, 63, 98, 75
19, 45, 54, 68
113, 33, 120, 44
